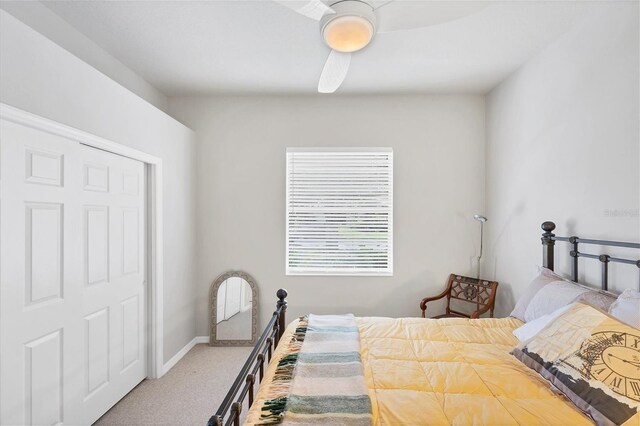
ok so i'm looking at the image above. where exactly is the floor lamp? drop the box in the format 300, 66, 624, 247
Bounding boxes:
474, 214, 487, 279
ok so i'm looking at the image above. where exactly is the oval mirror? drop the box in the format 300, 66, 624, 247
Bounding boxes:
209, 271, 258, 346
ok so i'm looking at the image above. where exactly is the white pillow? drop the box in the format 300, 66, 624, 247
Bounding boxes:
523, 280, 589, 322
608, 288, 640, 328
572, 290, 617, 312
513, 303, 574, 341
510, 267, 566, 322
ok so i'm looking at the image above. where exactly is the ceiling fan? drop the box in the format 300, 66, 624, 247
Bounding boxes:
274, 0, 487, 93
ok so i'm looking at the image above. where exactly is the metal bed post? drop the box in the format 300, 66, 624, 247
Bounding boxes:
569, 236, 579, 281
277, 288, 288, 342
599, 255, 610, 291
541, 221, 556, 271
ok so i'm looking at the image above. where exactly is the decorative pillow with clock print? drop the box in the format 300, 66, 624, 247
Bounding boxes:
512, 302, 639, 426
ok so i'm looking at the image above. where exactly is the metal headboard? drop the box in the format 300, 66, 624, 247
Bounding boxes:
541, 221, 640, 291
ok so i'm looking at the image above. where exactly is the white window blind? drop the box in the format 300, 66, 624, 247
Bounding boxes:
286, 148, 393, 275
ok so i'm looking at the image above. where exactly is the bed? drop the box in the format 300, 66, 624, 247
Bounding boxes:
209, 221, 640, 426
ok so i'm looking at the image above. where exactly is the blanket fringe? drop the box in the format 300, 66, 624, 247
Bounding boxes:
257, 316, 309, 425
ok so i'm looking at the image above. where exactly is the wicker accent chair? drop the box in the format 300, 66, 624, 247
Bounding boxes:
420, 274, 499, 319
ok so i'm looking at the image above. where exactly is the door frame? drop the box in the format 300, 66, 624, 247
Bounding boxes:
0, 103, 165, 379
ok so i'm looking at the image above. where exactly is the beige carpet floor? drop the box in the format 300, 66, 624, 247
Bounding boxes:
94, 344, 252, 425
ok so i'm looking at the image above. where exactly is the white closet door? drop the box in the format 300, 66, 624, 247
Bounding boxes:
79, 144, 146, 424
1, 120, 85, 425
0, 119, 147, 425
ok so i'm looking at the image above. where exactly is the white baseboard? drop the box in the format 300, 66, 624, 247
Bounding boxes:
194, 335, 209, 344
161, 335, 209, 375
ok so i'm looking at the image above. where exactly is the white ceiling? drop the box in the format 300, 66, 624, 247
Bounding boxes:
35, 0, 606, 96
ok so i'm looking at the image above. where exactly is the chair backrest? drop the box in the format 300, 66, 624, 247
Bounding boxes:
445, 274, 498, 317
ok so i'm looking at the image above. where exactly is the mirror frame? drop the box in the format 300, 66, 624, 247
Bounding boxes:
209, 270, 258, 346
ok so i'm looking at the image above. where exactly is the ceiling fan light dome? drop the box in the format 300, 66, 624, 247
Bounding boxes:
323, 15, 374, 52
320, 0, 376, 53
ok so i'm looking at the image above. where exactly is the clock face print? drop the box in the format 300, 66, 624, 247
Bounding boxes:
576, 331, 640, 402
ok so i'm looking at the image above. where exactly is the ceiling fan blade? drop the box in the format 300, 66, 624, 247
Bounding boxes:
377, 1, 489, 33
370, 0, 396, 10
318, 50, 351, 93
273, 0, 335, 21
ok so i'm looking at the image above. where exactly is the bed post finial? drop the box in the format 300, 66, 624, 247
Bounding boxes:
277, 289, 288, 341
208, 415, 222, 426
541, 221, 556, 270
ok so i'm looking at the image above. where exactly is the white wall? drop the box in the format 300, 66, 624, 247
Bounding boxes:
485, 3, 640, 317
0, 10, 198, 362
169, 95, 486, 333
0, 1, 169, 112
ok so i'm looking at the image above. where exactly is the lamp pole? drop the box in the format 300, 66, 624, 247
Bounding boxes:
473, 215, 487, 279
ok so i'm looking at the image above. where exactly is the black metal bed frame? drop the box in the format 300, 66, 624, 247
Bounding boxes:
541, 221, 640, 291
208, 220, 640, 426
207, 289, 288, 426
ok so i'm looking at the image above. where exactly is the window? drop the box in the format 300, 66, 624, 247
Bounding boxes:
286, 148, 393, 275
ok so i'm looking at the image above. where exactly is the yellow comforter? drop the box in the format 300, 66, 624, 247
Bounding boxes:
246, 316, 593, 425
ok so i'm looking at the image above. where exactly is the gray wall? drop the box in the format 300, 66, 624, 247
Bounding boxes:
0, 10, 198, 363
169, 95, 486, 333
484, 3, 640, 317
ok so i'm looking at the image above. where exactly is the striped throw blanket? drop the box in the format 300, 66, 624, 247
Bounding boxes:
259, 314, 372, 426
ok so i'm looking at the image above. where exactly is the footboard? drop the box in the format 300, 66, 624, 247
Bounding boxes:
207, 289, 288, 426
